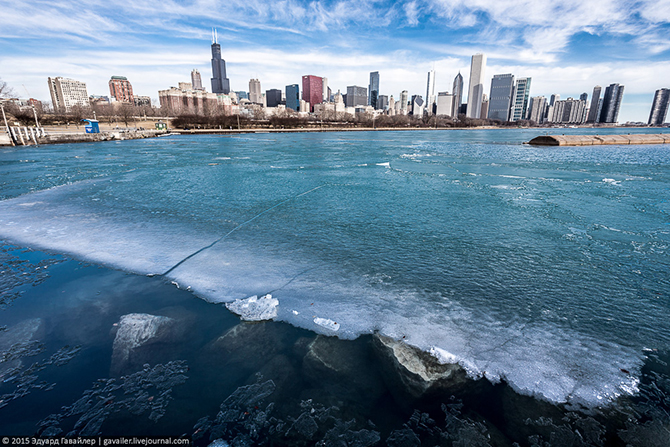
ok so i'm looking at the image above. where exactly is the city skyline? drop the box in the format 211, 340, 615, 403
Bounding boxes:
1, 0, 669, 122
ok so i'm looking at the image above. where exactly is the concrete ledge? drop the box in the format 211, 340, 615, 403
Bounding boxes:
528, 134, 670, 146
35, 130, 167, 145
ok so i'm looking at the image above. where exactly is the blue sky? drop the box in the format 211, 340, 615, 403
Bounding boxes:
1, 0, 669, 122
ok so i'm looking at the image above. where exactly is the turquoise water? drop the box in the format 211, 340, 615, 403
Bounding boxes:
0, 129, 669, 431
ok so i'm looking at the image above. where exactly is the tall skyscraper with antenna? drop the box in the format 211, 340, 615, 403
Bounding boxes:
210, 29, 230, 94
426, 69, 436, 114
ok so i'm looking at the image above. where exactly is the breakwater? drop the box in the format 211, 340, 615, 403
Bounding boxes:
0, 128, 168, 146
528, 133, 670, 146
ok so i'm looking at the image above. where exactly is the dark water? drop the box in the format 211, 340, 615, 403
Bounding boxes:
1, 129, 669, 445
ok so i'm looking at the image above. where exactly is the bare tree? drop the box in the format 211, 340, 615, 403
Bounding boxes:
118, 103, 135, 128
0, 78, 16, 99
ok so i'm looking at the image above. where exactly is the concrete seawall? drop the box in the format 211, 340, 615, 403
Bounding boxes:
1, 129, 168, 146
528, 134, 670, 146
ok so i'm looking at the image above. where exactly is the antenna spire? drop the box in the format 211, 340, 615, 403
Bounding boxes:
215, 28, 218, 44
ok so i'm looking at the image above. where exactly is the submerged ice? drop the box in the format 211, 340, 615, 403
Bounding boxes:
0, 130, 668, 407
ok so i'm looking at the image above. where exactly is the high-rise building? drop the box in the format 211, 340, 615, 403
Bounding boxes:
425, 69, 436, 114
411, 95, 424, 117
648, 88, 670, 125
587, 86, 602, 123
466, 53, 486, 119
528, 96, 547, 124
378, 95, 388, 110
480, 94, 489, 120
191, 69, 203, 91
235, 91, 248, 101
579, 92, 588, 102
452, 73, 463, 117
550, 97, 588, 124
436, 92, 454, 117
285, 84, 300, 111
302, 75, 323, 112
158, 87, 218, 115
346, 86, 367, 107
550, 94, 560, 106
599, 83, 625, 123
368, 72, 380, 109
108, 76, 134, 103
248, 79, 262, 105
511, 77, 531, 121
210, 29, 230, 94
322, 77, 329, 102
266, 89, 283, 108
400, 90, 409, 112
487, 74, 514, 121
48, 76, 90, 112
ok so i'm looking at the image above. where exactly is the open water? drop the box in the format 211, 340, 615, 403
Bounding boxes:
0, 129, 669, 445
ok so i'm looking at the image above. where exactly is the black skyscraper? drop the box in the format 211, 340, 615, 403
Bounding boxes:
598, 83, 624, 123
210, 29, 230, 94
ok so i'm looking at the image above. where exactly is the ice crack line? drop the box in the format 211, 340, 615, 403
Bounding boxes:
162, 184, 327, 276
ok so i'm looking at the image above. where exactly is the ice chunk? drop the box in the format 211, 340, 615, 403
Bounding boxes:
111, 313, 175, 375
313, 317, 340, 331
225, 294, 278, 321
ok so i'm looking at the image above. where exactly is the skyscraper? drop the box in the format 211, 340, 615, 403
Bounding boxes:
587, 86, 602, 123
322, 77, 329, 102
346, 86, 367, 107
266, 89, 282, 108
191, 69, 203, 91
302, 75, 323, 112
210, 29, 230, 94
599, 83, 625, 123
579, 92, 588, 102
368, 72, 380, 109
466, 54, 486, 119
48, 76, 89, 112
452, 73, 463, 117
511, 77, 531, 121
286, 84, 300, 112
400, 90, 408, 113
487, 74, 514, 121
425, 69, 435, 114
108, 76, 134, 103
528, 96, 548, 124
648, 88, 670, 125
436, 92, 454, 117
550, 94, 560, 106
248, 79, 262, 105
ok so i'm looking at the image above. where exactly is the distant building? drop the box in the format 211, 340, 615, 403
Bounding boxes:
249, 79, 262, 105
400, 90, 409, 113
411, 95, 424, 117
466, 54, 486, 119
549, 94, 560, 106
191, 69, 204, 91
178, 82, 193, 91
425, 70, 436, 114
210, 29, 230, 94
48, 76, 90, 112
285, 84, 300, 111
579, 92, 588, 102
89, 95, 111, 107
369, 71, 380, 109
302, 75, 323, 112
599, 83, 625, 123
587, 86, 602, 123
378, 95, 388, 110
158, 86, 218, 115
480, 94, 489, 119
299, 99, 309, 113
452, 73, 463, 117
648, 88, 670, 125
266, 89, 283, 108
436, 92, 454, 117
550, 97, 588, 124
487, 74, 514, 121
235, 91, 248, 101
388, 96, 395, 115
346, 85, 367, 107
528, 96, 547, 124
134, 96, 151, 107
322, 77, 329, 102
510, 77, 531, 121
108, 76, 134, 103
